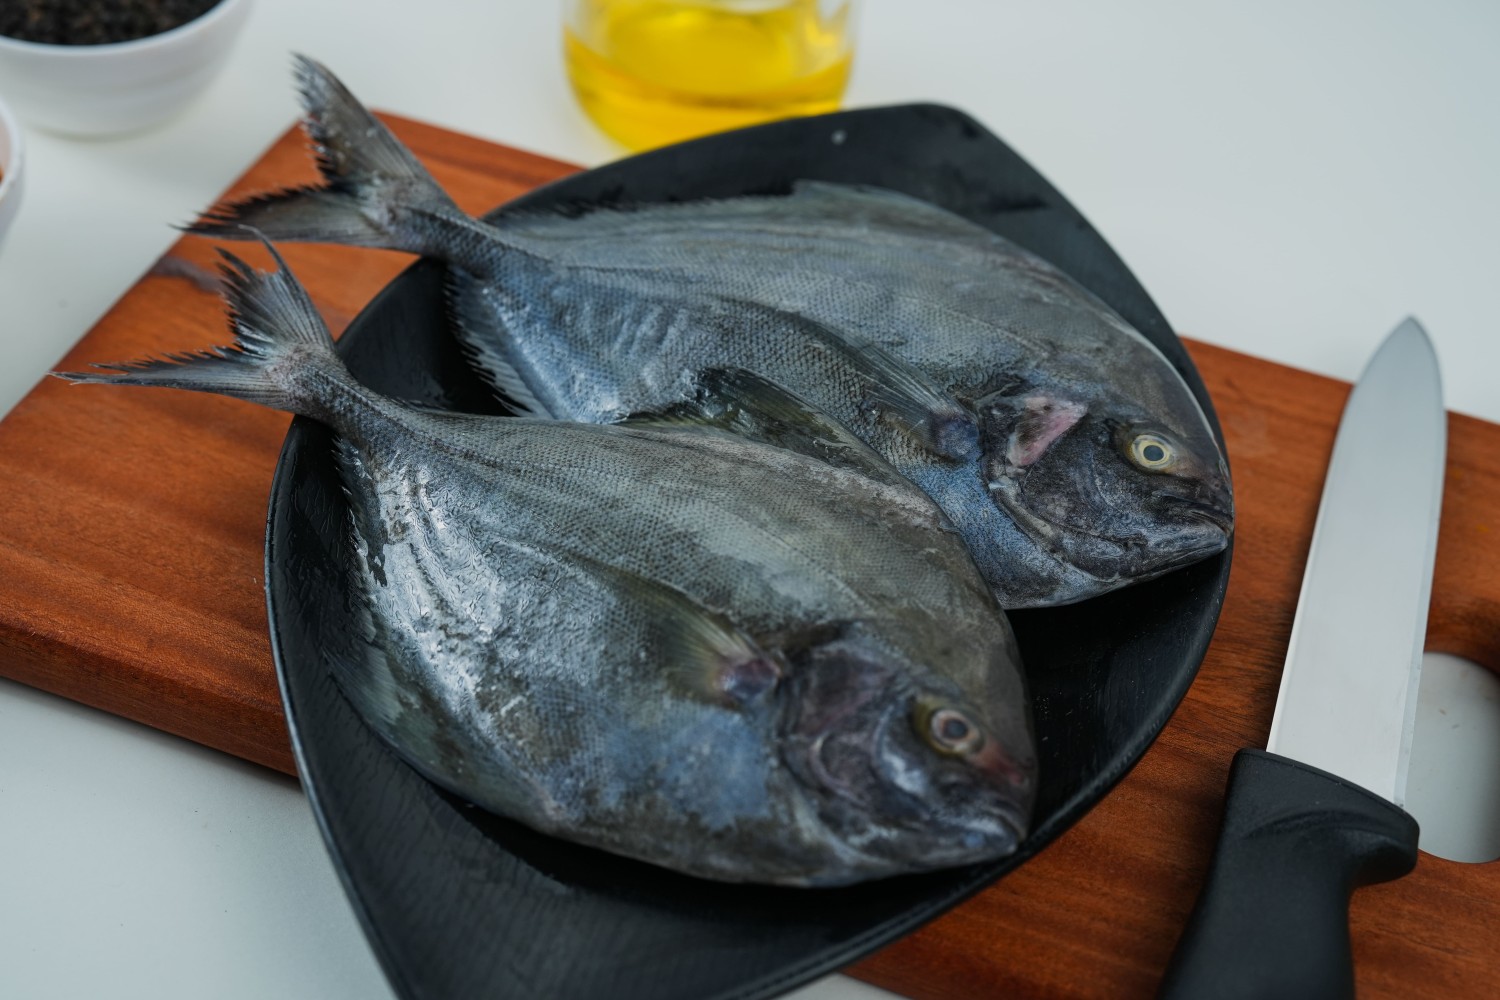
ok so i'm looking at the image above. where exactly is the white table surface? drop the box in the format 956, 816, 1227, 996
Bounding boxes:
2, 2, 1498, 998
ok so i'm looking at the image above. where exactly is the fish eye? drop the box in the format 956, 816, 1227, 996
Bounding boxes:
921, 706, 985, 756
1128, 432, 1177, 471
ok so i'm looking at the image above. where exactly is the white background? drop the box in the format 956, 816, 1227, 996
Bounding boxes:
1, 2, 1497, 998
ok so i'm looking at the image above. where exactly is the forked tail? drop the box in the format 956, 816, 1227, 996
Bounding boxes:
188, 56, 477, 260
55, 238, 352, 421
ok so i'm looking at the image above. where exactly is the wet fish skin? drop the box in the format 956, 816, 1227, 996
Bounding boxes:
55, 245, 1035, 887
537, 182, 1235, 589
189, 58, 1232, 609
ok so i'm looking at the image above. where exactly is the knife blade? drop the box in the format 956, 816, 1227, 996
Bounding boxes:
1158, 318, 1445, 1000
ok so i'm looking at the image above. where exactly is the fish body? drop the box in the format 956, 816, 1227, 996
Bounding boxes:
59, 247, 1035, 887
193, 58, 1234, 608
453, 187, 1228, 599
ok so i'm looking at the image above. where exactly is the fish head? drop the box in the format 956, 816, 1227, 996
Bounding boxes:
777, 627, 1035, 877
976, 362, 1233, 600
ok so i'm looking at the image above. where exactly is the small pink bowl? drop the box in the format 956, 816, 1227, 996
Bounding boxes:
0, 91, 23, 252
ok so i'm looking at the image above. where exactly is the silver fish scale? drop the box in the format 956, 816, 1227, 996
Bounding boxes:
328, 402, 1028, 882
88, 162, 1043, 884
438, 182, 1227, 607
494, 271, 926, 462
499, 183, 1183, 412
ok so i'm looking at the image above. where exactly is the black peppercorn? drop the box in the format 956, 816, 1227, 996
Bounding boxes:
0, 0, 223, 46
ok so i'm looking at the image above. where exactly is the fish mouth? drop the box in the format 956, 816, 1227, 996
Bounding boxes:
990, 474, 1233, 557
1170, 496, 1235, 535
887, 716, 1034, 866
1134, 496, 1233, 568
913, 799, 1029, 870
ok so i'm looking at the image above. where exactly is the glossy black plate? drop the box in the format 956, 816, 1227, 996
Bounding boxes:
266, 105, 1231, 1000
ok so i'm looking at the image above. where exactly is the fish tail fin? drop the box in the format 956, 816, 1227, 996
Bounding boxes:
55, 237, 350, 419
187, 55, 465, 257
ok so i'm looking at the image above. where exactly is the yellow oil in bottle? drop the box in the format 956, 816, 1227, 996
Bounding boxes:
564, 0, 855, 150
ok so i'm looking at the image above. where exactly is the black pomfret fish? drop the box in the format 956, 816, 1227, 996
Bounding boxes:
191, 58, 1233, 608
57, 245, 1035, 887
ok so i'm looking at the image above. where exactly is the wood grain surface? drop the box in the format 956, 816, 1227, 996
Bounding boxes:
0, 117, 1495, 998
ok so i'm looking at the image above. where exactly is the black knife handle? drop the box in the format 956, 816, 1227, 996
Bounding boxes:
1157, 749, 1419, 1000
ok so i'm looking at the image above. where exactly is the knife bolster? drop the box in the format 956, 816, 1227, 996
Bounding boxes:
1157, 748, 1420, 1000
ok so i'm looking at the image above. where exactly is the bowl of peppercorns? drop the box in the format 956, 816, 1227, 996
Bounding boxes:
0, 0, 252, 137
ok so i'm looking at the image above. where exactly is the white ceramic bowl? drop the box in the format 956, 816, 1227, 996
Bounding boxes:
0, 91, 23, 253
0, 0, 253, 138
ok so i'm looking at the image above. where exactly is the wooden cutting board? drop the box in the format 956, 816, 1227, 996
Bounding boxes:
1, 116, 1496, 999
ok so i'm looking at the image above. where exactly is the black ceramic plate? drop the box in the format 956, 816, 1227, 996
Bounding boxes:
266, 105, 1231, 1000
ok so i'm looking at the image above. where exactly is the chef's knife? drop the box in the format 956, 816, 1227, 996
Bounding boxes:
1158, 318, 1445, 1000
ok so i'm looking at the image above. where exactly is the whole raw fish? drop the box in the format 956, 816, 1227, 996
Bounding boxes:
192, 58, 1233, 608
57, 244, 1035, 887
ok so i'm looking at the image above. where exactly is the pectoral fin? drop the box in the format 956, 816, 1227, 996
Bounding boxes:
854, 335, 980, 460
565, 550, 783, 709
718, 300, 979, 461
656, 593, 784, 709
625, 368, 913, 489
